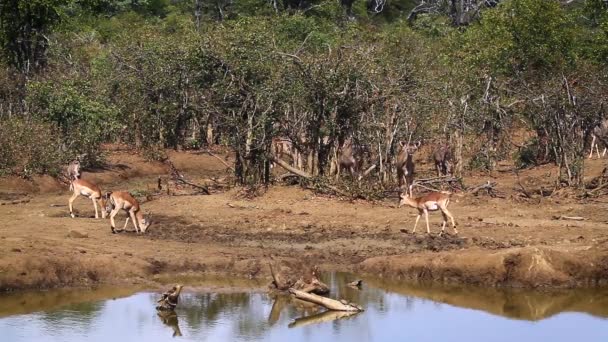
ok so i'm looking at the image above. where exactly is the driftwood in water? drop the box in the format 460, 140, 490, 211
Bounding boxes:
156, 284, 184, 311
347, 279, 363, 288
289, 289, 364, 312
269, 263, 329, 295
288, 310, 359, 328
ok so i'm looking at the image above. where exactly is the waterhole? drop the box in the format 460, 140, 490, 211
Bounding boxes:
1, 273, 607, 341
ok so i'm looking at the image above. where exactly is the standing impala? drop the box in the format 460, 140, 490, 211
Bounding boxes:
589, 119, 608, 159
398, 191, 457, 236
69, 179, 107, 219
396, 141, 420, 196
105, 191, 151, 234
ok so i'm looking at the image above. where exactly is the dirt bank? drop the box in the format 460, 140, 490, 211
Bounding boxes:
1, 150, 608, 291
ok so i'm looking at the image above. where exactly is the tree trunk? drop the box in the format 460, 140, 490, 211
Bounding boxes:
453, 129, 464, 177
289, 289, 363, 312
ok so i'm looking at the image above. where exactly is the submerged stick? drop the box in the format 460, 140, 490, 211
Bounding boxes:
289, 289, 363, 312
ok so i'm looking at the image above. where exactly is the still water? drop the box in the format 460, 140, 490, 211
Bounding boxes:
1, 273, 607, 342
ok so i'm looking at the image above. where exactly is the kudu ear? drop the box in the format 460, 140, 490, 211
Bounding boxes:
415, 141, 422, 148
399, 141, 406, 147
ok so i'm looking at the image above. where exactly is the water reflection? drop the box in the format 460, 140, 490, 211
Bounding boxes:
157, 310, 182, 337
0, 273, 607, 342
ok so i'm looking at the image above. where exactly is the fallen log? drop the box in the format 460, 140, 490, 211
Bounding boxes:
269, 156, 348, 197
204, 150, 235, 172
288, 289, 363, 312
468, 181, 497, 195
164, 159, 210, 195
553, 215, 585, 221
357, 164, 377, 181
288, 310, 359, 328
1, 198, 30, 206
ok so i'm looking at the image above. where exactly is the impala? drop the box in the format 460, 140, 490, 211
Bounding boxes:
433, 144, 452, 177
396, 141, 420, 196
105, 191, 151, 234
398, 191, 457, 236
68, 179, 106, 219
67, 160, 81, 180
589, 119, 608, 159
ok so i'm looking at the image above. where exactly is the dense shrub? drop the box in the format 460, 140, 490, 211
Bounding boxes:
0, 118, 64, 177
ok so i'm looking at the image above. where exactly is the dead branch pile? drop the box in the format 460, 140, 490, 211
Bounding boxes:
163, 158, 210, 195
467, 180, 505, 198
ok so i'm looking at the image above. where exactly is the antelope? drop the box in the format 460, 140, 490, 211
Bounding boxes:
105, 191, 151, 234
433, 144, 452, 177
336, 138, 358, 180
68, 179, 107, 219
67, 160, 81, 180
272, 137, 293, 159
398, 191, 457, 235
396, 141, 420, 196
589, 119, 608, 159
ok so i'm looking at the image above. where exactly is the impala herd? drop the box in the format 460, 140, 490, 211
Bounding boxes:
67, 160, 150, 234
64, 129, 606, 237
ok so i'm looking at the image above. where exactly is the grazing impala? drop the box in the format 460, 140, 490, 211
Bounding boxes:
69, 179, 106, 219
398, 191, 457, 236
396, 141, 420, 196
105, 191, 151, 234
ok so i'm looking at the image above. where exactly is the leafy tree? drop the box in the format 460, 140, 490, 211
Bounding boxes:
0, 0, 69, 73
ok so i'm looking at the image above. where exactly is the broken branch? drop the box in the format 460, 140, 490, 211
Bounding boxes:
289, 289, 363, 312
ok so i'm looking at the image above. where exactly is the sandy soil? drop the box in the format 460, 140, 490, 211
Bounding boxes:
2, 149, 608, 291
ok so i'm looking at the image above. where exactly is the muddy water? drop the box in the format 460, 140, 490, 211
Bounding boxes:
1, 273, 607, 341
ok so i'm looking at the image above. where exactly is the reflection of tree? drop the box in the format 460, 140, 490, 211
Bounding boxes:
39, 301, 105, 335
157, 311, 182, 337
179, 292, 251, 330
364, 277, 608, 321
177, 292, 270, 340
268, 294, 288, 326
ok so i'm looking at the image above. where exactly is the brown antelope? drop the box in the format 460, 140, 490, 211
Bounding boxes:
399, 191, 457, 235
67, 160, 81, 180
396, 141, 420, 196
105, 191, 151, 234
336, 138, 358, 180
68, 179, 106, 219
272, 137, 293, 159
589, 119, 608, 159
433, 144, 452, 177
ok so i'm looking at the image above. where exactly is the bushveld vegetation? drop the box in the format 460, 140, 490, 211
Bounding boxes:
0, 0, 606, 188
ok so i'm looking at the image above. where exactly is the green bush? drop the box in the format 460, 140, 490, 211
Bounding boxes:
0, 118, 64, 177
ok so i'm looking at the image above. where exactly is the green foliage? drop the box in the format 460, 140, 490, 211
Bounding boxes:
0, 118, 65, 177
459, 0, 577, 76
0, 0, 69, 72
27, 81, 118, 166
